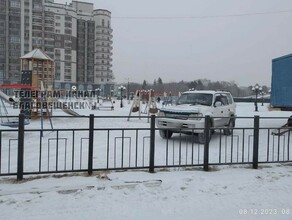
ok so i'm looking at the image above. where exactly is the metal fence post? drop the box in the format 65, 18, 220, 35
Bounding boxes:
88, 114, 94, 175
149, 115, 156, 173
253, 115, 260, 169
17, 114, 25, 181
203, 115, 210, 171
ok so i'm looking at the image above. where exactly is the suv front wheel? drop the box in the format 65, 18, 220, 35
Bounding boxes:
223, 117, 235, 135
197, 131, 212, 144
159, 130, 173, 139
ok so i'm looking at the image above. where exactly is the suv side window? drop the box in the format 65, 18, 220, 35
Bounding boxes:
214, 94, 230, 106
226, 93, 233, 104
221, 95, 228, 105
214, 94, 223, 106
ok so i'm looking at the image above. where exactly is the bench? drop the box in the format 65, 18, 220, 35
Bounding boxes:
96, 106, 114, 111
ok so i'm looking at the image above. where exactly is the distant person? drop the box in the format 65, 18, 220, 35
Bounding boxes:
157, 96, 161, 103
168, 92, 172, 105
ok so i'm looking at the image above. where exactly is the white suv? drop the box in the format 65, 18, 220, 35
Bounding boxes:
156, 90, 236, 143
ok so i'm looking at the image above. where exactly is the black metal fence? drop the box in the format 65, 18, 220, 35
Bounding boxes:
233, 97, 270, 103
0, 114, 292, 181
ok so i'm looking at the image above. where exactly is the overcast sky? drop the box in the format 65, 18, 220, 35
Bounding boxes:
57, 0, 292, 87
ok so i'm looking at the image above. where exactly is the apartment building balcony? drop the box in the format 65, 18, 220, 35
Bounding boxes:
96, 26, 113, 32
95, 41, 113, 47
95, 40, 113, 45
95, 55, 112, 60
95, 36, 113, 41
95, 73, 109, 77
95, 49, 113, 55
95, 31, 113, 38
44, 43, 55, 48
44, 23, 54, 28
32, 21, 43, 25
44, 36, 55, 40
95, 39, 113, 45
95, 66, 112, 70
94, 59, 112, 65
32, 24, 43, 31
95, 61, 104, 65
95, 69, 113, 73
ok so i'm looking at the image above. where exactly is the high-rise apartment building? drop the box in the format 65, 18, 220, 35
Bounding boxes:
0, 0, 114, 94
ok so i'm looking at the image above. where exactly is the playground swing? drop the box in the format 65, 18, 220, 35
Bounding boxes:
128, 90, 158, 122
0, 97, 30, 128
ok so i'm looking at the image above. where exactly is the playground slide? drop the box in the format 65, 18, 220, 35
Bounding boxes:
52, 98, 80, 116
0, 90, 16, 104
61, 107, 80, 116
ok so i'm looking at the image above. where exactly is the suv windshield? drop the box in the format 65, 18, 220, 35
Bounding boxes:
176, 93, 213, 106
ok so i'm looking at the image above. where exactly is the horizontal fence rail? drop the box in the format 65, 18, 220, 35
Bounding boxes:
0, 114, 292, 180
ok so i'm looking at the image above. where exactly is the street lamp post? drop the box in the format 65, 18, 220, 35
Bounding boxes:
252, 84, 262, 112
260, 92, 265, 106
119, 86, 126, 108
127, 80, 130, 101
96, 88, 101, 104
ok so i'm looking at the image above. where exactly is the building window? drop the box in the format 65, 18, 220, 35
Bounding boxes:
102, 19, 105, 27
10, 0, 20, 8
33, 3, 42, 10
65, 16, 72, 21
65, 22, 72, 28
65, 29, 72, 35
55, 42, 61, 47
64, 36, 71, 41
10, 36, 20, 43
64, 42, 71, 47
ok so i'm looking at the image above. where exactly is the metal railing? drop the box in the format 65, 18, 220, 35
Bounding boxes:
0, 114, 291, 180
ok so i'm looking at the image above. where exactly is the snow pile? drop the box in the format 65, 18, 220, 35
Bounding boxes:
1, 165, 292, 220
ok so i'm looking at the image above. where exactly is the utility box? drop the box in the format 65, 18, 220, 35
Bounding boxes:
271, 53, 292, 109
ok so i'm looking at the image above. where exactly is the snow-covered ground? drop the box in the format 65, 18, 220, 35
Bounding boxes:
1, 100, 292, 220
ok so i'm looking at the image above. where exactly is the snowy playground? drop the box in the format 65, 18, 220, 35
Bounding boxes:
0, 96, 292, 220
0, 100, 292, 220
